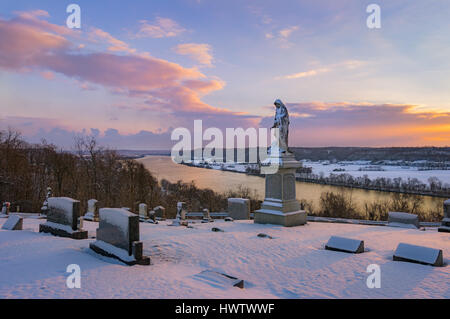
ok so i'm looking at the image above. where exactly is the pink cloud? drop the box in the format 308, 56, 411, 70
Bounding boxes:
174, 43, 214, 67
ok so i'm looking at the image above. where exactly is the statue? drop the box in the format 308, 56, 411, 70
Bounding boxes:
271, 99, 290, 154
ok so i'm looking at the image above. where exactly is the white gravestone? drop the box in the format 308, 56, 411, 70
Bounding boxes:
84, 199, 99, 221
139, 203, 148, 220
170, 202, 188, 226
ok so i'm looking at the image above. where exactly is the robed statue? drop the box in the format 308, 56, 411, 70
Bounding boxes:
270, 99, 290, 154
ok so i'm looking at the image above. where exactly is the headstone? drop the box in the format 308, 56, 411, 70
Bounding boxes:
202, 208, 213, 223
39, 197, 88, 239
2, 215, 23, 230
89, 208, 150, 266
212, 227, 224, 232
388, 212, 420, 229
325, 236, 364, 254
257, 233, 272, 239
170, 202, 188, 226
224, 217, 234, 222
1, 202, 10, 215
438, 199, 450, 233
139, 203, 148, 220
154, 206, 166, 220
393, 243, 443, 267
41, 187, 52, 215
254, 101, 307, 227
84, 199, 99, 221
227, 198, 250, 220
194, 270, 244, 289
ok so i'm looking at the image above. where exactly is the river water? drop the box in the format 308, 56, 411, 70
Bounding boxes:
138, 155, 445, 216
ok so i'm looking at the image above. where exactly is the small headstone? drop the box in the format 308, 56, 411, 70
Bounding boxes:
147, 210, 158, 223
84, 199, 99, 221
201, 208, 213, 223
39, 197, 88, 239
388, 212, 420, 229
2, 215, 23, 230
170, 202, 188, 226
211, 227, 224, 232
393, 243, 443, 267
41, 187, 52, 215
227, 198, 250, 220
257, 233, 272, 239
89, 208, 150, 266
194, 270, 244, 289
154, 206, 166, 220
438, 199, 450, 233
1, 202, 10, 215
139, 203, 148, 220
224, 217, 234, 222
325, 236, 364, 254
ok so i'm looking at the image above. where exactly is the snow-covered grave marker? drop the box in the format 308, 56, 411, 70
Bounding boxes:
228, 198, 250, 220
169, 202, 188, 226
325, 236, 365, 254
154, 205, 166, 220
2, 215, 23, 230
438, 199, 450, 233
193, 270, 244, 289
89, 208, 150, 266
1, 202, 10, 216
39, 197, 88, 239
138, 203, 148, 221
388, 212, 420, 229
201, 208, 213, 223
84, 199, 99, 221
393, 243, 444, 267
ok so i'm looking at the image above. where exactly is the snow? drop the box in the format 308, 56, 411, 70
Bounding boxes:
42, 221, 77, 234
91, 240, 135, 262
394, 243, 443, 266
303, 161, 450, 185
0, 218, 449, 298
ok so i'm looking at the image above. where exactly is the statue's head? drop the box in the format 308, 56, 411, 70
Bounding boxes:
274, 99, 285, 108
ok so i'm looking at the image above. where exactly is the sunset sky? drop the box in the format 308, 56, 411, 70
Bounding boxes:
1, 0, 449, 149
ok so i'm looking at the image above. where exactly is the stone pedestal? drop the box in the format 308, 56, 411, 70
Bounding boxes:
438, 199, 450, 233
254, 152, 307, 227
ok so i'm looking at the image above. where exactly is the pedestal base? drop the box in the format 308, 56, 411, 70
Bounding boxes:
39, 223, 88, 239
254, 209, 307, 227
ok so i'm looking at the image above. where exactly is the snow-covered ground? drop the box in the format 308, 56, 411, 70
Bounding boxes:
0, 218, 449, 299
304, 161, 450, 185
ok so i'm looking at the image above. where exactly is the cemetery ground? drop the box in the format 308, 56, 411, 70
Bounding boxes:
0, 217, 449, 299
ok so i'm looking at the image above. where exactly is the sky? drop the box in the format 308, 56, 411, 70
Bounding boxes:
0, 0, 449, 149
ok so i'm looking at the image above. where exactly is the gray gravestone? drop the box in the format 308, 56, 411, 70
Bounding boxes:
170, 202, 188, 226
438, 199, 450, 233
325, 236, 364, 254
227, 198, 250, 220
393, 243, 443, 267
2, 215, 23, 230
388, 212, 420, 229
1, 202, 10, 215
90, 208, 150, 265
84, 199, 99, 221
39, 197, 88, 239
154, 206, 166, 220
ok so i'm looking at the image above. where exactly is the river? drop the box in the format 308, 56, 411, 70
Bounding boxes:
138, 155, 445, 217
